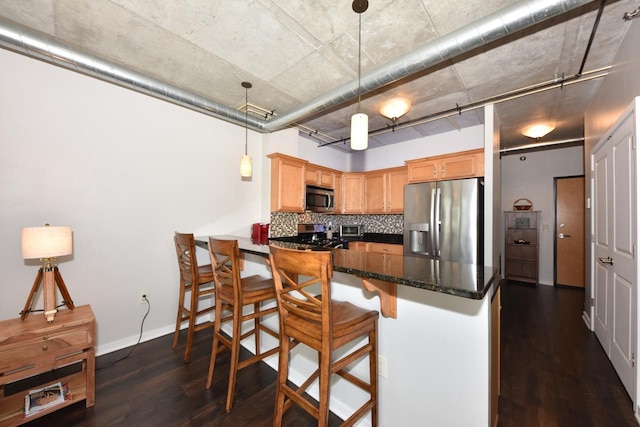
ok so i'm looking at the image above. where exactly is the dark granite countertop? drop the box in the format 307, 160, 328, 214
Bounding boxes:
196, 235, 497, 300
350, 233, 403, 245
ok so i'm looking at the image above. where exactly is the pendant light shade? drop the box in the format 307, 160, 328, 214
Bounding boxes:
350, 0, 368, 151
350, 113, 368, 150
240, 155, 252, 177
240, 81, 253, 178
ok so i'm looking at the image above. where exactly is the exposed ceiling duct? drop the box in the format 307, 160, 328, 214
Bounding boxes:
0, 0, 596, 137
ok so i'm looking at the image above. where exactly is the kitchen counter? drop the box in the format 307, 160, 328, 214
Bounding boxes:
197, 235, 497, 301
198, 235, 500, 426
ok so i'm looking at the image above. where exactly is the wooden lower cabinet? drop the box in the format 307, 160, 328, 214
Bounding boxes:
0, 305, 96, 426
350, 242, 404, 276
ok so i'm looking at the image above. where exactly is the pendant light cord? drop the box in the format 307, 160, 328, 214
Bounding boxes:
357, 12, 362, 113
245, 85, 248, 156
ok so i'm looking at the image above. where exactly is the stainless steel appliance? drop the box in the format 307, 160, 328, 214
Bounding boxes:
339, 224, 364, 238
305, 185, 335, 213
295, 223, 349, 249
403, 177, 483, 264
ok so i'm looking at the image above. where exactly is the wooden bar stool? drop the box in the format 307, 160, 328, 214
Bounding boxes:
172, 232, 216, 363
268, 245, 379, 427
206, 237, 280, 412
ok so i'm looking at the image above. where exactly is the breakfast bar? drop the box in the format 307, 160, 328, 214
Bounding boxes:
197, 235, 500, 426
197, 235, 498, 317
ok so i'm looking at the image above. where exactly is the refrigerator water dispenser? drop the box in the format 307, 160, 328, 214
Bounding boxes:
409, 223, 430, 254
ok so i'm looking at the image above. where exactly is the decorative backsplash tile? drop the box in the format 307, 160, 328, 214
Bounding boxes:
269, 212, 403, 237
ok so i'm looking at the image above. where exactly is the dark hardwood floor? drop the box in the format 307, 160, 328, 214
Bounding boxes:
11, 282, 639, 426
498, 281, 638, 427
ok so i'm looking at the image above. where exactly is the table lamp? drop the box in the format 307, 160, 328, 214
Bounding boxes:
21, 224, 75, 322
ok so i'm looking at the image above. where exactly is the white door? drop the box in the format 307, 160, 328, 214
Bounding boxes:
593, 143, 611, 346
592, 104, 637, 400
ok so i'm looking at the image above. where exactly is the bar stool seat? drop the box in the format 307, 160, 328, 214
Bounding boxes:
172, 232, 216, 363
269, 244, 379, 427
206, 237, 279, 413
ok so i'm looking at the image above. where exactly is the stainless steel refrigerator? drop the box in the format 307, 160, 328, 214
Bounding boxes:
403, 177, 484, 264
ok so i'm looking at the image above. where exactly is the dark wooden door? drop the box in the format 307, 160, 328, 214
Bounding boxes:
554, 176, 585, 287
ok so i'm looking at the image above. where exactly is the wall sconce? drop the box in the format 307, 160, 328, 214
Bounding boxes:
379, 97, 411, 125
21, 224, 75, 322
522, 123, 555, 139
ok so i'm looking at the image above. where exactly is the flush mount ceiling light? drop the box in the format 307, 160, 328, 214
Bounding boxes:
240, 81, 253, 178
350, 0, 368, 151
379, 97, 411, 124
522, 123, 555, 139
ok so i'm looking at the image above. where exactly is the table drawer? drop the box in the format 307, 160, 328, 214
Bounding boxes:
0, 327, 92, 375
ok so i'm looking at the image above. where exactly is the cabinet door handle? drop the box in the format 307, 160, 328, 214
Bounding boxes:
42, 344, 48, 351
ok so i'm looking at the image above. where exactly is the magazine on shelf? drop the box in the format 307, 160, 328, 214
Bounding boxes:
24, 381, 71, 417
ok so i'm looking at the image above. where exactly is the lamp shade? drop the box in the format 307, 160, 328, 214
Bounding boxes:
21, 226, 72, 259
522, 123, 555, 139
379, 97, 411, 121
240, 155, 253, 177
350, 113, 368, 150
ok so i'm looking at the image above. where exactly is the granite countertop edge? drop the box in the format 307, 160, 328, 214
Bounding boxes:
197, 236, 496, 300
333, 263, 498, 300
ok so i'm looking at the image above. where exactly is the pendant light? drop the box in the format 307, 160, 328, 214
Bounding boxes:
350, 0, 369, 151
240, 81, 253, 177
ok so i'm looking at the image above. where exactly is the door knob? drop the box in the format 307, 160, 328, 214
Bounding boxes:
558, 233, 572, 238
598, 257, 614, 265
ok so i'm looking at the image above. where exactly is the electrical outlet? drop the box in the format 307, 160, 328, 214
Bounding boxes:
139, 291, 149, 304
378, 355, 388, 378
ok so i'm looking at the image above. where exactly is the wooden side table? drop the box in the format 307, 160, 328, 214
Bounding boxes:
0, 305, 95, 426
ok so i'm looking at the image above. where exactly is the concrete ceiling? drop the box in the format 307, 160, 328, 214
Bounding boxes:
0, 0, 637, 153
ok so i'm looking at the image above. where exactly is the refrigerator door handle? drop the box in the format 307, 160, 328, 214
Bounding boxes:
430, 188, 436, 256
434, 187, 441, 257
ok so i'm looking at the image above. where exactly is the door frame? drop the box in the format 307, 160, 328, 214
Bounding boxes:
553, 174, 585, 287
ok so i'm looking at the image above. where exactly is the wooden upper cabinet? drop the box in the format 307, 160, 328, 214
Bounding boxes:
268, 153, 307, 212
364, 167, 407, 214
406, 149, 484, 183
305, 163, 337, 189
341, 173, 364, 214
386, 167, 408, 213
364, 171, 386, 214
333, 172, 343, 213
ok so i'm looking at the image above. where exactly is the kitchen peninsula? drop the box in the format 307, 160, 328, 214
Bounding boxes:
198, 235, 500, 426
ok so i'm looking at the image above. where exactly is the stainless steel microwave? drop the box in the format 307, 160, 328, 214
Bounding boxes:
305, 185, 335, 213
340, 224, 364, 238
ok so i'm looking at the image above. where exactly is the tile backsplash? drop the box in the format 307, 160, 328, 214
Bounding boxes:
269, 212, 403, 237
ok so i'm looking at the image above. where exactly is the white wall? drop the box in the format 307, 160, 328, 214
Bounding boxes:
501, 146, 584, 285
350, 125, 484, 171
0, 49, 267, 354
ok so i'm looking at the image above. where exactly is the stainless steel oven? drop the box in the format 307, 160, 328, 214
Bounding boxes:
305, 185, 335, 213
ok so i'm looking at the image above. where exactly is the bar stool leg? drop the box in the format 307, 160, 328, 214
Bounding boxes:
172, 280, 187, 350
273, 335, 290, 427
206, 297, 223, 389
226, 303, 243, 412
